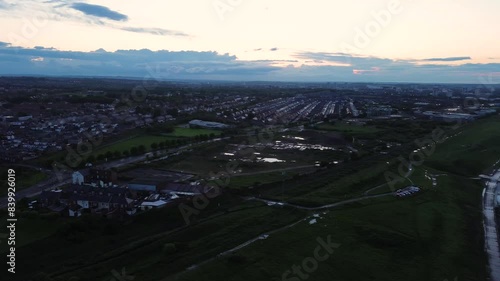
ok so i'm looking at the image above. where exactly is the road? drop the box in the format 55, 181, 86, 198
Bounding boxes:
483, 168, 500, 281
0, 174, 71, 209
9, 163, 53, 174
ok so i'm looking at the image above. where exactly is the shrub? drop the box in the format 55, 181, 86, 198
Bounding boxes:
163, 243, 177, 255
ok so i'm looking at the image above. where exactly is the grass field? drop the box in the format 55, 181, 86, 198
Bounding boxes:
0, 166, 48, 196
254, 159, 397, 206
177, 171, 486, 281
426, 115, 500, 176
170, 116, 500, 281
15, 198, 306, 281
0, 212, 66, 253
33, 128, 221, 167
91, 135, 178, 156
167, 128, 222, 137
91, 128, 221, 159
222, 170, 310, 189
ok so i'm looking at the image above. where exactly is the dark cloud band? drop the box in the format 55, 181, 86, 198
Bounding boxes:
70, 3, 128, 21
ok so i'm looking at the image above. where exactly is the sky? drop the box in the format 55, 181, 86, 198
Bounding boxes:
0, 0, 499, 83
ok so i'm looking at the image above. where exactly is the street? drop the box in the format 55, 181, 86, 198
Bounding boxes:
483, 168, 500, 281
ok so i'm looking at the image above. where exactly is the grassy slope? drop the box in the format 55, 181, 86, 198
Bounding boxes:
178, 173, 485, 281
426, 116, 500, 176
174, 116, 500, 281
13, 198, 306, 281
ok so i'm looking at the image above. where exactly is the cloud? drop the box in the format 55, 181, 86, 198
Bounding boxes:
288, 51, 500, 83
0, 1, 188, 38
70, 3, 128, 21
49, 2, 189, 37
353, 67, 381, 75
295, 51, 393, 68
0, 0, 15, 10
0, 44, 279, 79
421, 56, 471, 62
0, 44, 498, 83
119, 27, 189, 37
252, 47, 279, 52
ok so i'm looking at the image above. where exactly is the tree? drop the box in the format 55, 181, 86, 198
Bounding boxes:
130, 147, 139, 155
153, 108, 162, 118
105, 151, 113, 159
151, 142, 158, 150
167, 108, 179, 117
163, 243, 177, 255
138, 145, 146, 153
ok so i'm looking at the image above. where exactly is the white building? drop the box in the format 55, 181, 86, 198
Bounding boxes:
189, 119, 229, 129
140, 200, 168, 211
72, 171, 84, 185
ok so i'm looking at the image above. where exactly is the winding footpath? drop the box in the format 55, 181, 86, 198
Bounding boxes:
244, 192, 393, 210
166, 191, 395, 280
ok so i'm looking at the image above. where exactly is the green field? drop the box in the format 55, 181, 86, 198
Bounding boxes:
12, 198, 306, 281
0, 166, 48, 196
33, 127, 222, 167
91, 135, 178, 156
172, 116, 500, 281
92, 128, 221, 159
251, 159, 397, 206
426, 115, 500, 176
168, 127, 222, 137
221, 170, 311, 189
0, 212, 65, 253
177, 172, 485, 281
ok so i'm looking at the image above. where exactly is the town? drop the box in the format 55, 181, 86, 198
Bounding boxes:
1, 77, 499, 281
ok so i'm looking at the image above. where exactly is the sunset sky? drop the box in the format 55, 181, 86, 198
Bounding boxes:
0, 0, 499, 83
